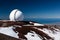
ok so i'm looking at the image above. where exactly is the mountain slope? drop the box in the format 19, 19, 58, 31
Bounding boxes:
0, 21, 60, 40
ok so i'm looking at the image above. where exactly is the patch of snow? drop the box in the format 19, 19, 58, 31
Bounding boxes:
25, 31, 42, 40
42, 28, 60, 40
34, 27, 60, 40
34, 23, 44, 26
29, 22, 33, 24
0, 26, 19, 38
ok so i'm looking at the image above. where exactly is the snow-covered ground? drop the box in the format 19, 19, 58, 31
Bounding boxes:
34, 27, 60, 40
0, 22, 60, 40
0, 26, 19, 38
0, 26, 42, 40
25, 31, 42, 40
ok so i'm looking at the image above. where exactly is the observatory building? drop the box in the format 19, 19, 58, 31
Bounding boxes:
9, 9, 24, 21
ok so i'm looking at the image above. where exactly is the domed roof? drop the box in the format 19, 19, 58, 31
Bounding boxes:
9, 9, 24, 21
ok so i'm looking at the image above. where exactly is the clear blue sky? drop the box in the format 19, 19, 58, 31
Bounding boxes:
0, 0, 60, 19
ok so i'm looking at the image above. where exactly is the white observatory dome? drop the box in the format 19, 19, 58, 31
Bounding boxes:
9, 9, 24, 21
